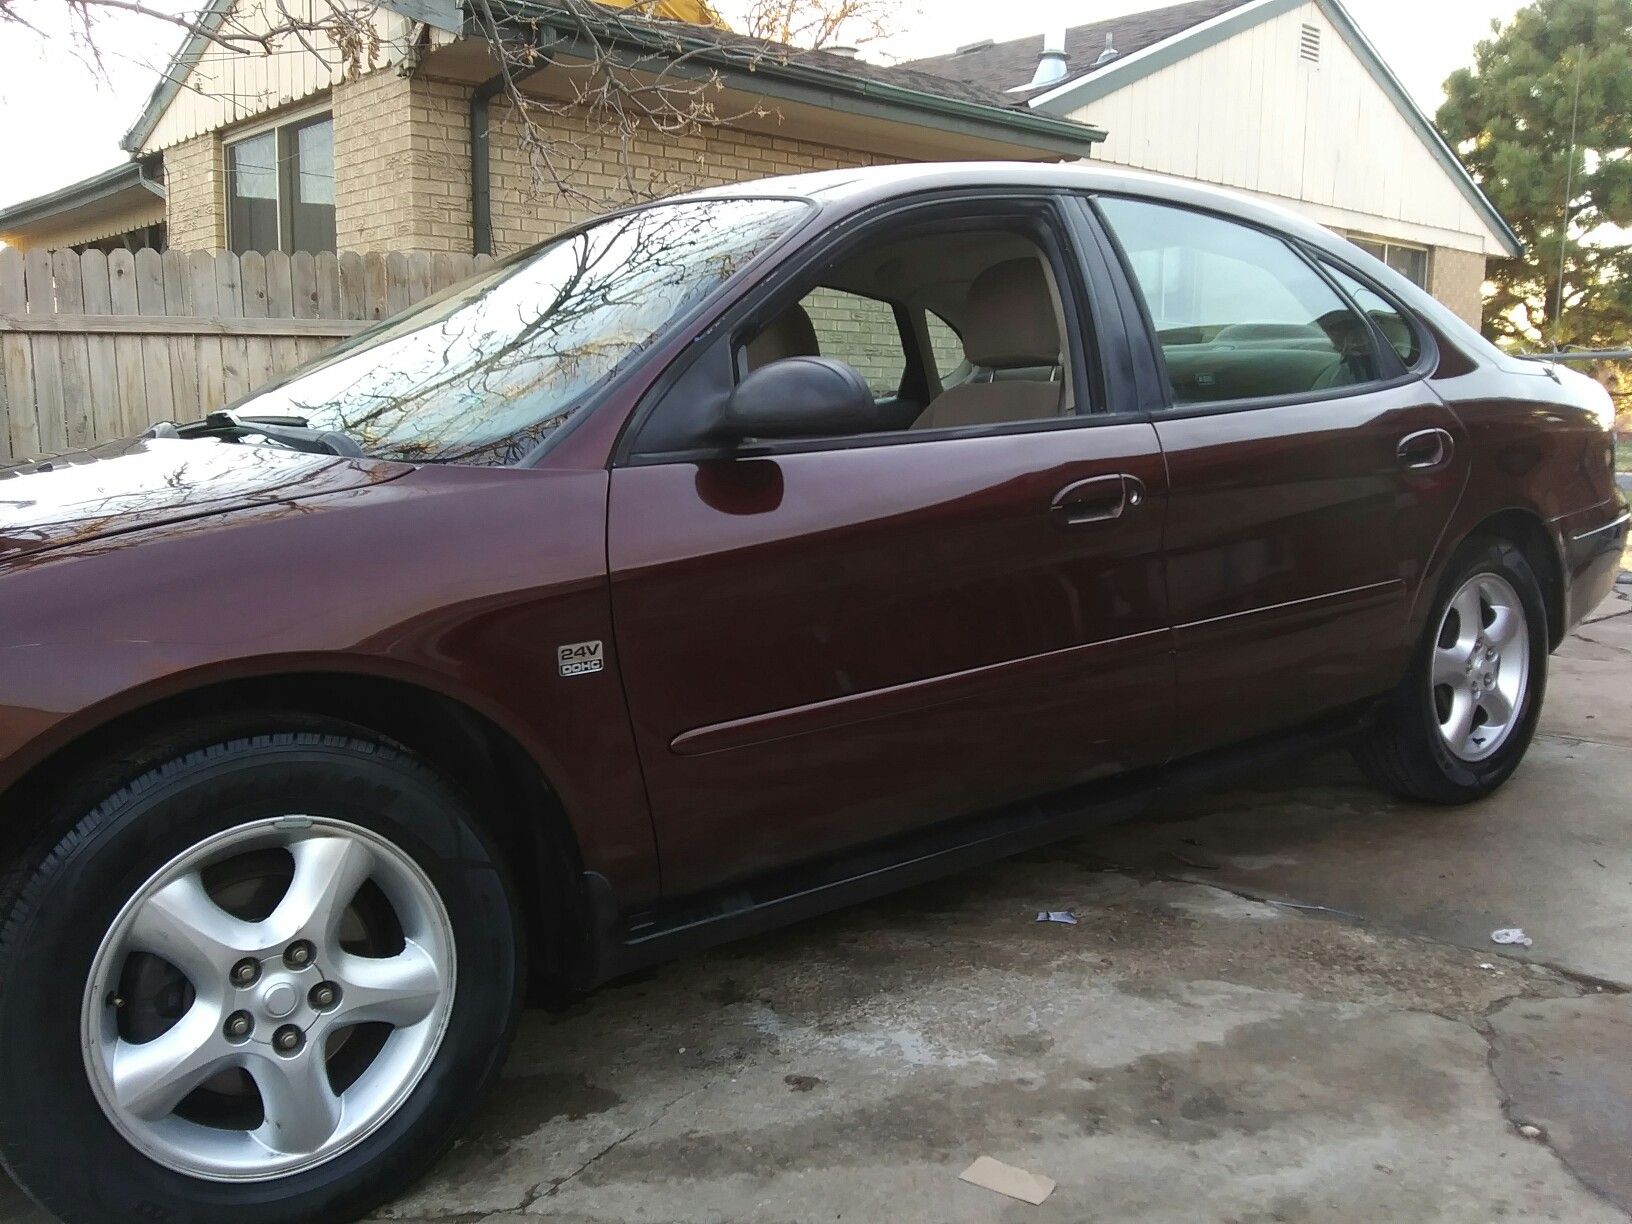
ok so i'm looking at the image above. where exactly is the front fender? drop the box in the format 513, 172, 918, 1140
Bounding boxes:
0, 463, 661, 901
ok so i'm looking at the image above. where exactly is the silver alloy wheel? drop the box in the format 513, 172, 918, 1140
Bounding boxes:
1432, 572, 1531, 762
82, 817, 456, 1182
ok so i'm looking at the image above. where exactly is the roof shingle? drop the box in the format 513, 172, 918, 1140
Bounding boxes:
902, 0, 1251, 97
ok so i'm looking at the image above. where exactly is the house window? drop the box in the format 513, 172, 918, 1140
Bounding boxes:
1349, 236, 1429, 288
226, 113, 335, 254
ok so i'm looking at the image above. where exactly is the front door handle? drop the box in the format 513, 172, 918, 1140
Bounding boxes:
1051, 473, 1146, 528
1397, 427, 1454, 471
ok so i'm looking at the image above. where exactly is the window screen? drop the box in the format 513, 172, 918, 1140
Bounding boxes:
227, 131, 279, 255
286, 116, 336, 254
1350, 236, 1429, 288
227, 114, 335, 254
1099, 197, 1381, 406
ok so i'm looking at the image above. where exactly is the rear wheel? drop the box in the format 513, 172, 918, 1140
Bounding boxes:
1353, 536, 1549, 803
0, 728, 521, 1224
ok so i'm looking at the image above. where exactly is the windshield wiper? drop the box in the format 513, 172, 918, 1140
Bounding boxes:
148, 411, 365, 458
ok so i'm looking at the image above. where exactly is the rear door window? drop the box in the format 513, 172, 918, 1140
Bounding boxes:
1097, 197, 1382, 406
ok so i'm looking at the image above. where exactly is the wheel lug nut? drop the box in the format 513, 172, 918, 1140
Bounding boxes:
224, 1010, 254, 1042
230, 958, 261, 987
283, 940, 316, 970
309, 982, 341, 1011
273, 1024, 304, 1055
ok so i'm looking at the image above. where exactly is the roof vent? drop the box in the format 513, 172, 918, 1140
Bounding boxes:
1094, 33, 1119, 67
825, 44, 859, 59
955, 38, 995, 55
1010, 26, 1069, 92
1299, 23, 1320, 63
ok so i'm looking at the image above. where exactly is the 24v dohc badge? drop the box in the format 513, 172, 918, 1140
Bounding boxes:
557, 640, 604, 676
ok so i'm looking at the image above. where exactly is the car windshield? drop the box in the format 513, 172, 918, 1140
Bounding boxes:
226, 197, 810, 465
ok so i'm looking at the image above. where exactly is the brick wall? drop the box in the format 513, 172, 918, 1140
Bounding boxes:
800, 286, 908, 392
1429, 247, 1486, 330
165, 135, 226, 250
332, 72, 472, 252
485, 98, 892, 252
165, 72, 902, 258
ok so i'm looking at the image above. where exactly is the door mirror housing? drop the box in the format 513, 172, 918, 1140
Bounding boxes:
716, 357, 881, 442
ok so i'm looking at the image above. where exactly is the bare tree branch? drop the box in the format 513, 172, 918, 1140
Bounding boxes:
0, 0, 906, 220
737, 0, 897, 50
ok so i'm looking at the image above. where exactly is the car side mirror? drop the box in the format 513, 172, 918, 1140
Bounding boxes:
716, 356, 881, 442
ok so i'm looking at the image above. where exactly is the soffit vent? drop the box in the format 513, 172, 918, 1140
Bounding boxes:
1299, 23, 1321, 63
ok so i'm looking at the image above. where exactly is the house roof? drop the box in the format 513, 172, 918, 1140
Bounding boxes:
906, 0, 1522, 257
121, 0, 233, 154
481, 1, 1106, 154
0, 162, 165, 245
902, 0, 1248, 97
118, 0, 1106, 161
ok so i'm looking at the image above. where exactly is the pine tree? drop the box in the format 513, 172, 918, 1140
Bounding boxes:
1437, 0, 1632, 369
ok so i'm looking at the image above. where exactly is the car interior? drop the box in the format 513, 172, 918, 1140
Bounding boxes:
740, 225, 1076, 433
736, 203, 1407, 431
1097, 196, 1391, 406
1151, 309, 1380, 404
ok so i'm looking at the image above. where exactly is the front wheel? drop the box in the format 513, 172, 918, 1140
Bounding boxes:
1353, 536, 1550, 803
0, 728, 522, 1224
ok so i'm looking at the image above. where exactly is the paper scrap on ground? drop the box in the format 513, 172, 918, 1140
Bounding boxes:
1491, 927, 1533, 947
959, 1156, 1056, 1205
1035, 910, 1078, 925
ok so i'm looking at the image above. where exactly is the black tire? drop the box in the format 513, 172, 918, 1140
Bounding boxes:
1353, 535, 1550, 803
0, 724, 523, 1224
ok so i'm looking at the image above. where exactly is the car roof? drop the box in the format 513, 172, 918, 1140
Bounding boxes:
678, 160, 1512, 370
683, 161, 1328, 243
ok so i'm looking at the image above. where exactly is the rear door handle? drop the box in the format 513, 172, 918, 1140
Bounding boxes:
1397, 427, 1454, 471
1051, 473, 1146, 528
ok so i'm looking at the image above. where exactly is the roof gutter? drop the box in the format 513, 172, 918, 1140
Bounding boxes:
482, 5, 1106, 157
0, 161, 165, 231
470, 74, 504, 257
468, 18, 558, 256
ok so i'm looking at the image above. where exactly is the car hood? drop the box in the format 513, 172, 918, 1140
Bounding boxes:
0, 437, 411, 562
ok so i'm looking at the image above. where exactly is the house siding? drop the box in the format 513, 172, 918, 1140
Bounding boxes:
1, 201, 166, 252
135, 4, 426, 156
1070, 1, 1505, 256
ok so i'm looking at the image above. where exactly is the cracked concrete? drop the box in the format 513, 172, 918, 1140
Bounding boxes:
1487, 993, 1632, 1212
3, 584, 1629, 1224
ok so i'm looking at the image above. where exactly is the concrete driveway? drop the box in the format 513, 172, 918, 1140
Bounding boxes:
4, 577, 1630, 1224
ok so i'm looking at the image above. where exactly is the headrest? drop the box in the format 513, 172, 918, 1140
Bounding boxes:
961, 258, 1060, 369
746, 304, 820, 369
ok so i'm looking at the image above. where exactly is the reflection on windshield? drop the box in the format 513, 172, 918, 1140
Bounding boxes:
229, 198, 809, 466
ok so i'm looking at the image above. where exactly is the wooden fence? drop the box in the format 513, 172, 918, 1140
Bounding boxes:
0, 247, 495, 462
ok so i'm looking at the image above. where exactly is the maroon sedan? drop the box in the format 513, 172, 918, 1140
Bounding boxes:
0, 164, 1624, 1224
